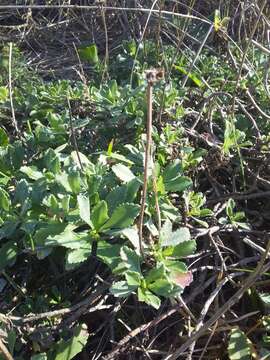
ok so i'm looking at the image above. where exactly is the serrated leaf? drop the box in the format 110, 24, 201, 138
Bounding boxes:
146, 264, 166, 283
46, 227, 90, 250
91, 200, 109, 231
14, 179, 30, 204
120, 227, 140, 253
77, 194, 92, 227
65, 247, 91, 270
53, 324, 89, 360
120, 245, 141, 273
138, 287, 161, 309
161, 225, 190, 247
105, 185, 127, 215
164, 176, 192, 193
228, 328, 252, 360
171, 271, 193, 288
110, 281, 137, 297
125, 271, 141, 286
97, 241, 122, 271
20, 166, 43, 180
148, 278, 173, 297
170, 240, 197, 258
163, 160, 183, 183
164, 260, 193, 289
112, 163, 136, 182
0, 241, 18, 271
100, 203, 140, 231
0, 187, 10, 211
160, 219, 173, 244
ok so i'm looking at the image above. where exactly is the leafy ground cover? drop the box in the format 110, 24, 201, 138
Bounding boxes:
0, 3, 270, 359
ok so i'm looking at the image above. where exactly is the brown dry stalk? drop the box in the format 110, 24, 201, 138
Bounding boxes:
138, 69, 164, 255
8, 42, 20, 139
0, 338, 13, 360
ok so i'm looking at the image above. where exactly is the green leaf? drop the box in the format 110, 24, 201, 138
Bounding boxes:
0, 128, 8, 147
226, 198, 235, 219
146, 264, 166, 284
120, 245, 141, 273
0, 241, 18, 271
148, 278, 173, 297
170, 240, 197, 258
138, 287, 161, 309
79, 44, 99, 64
0, 86, 8, 102
6, 329, 16, 355
65, 247, 91, 270
160, 219, 173, 245
110, 281, 137, 297
0, 188, 10, 211
20, 166, 43, 180
91, 200, 109, 231
259, 293, 270, 307
120, 227, 140, 253
174, 65, 203, 87
97, 241, 122, 272
46, 227, 90, 250
53, 324, 88, 360
125, 271, 141, 286
105, 185, 127, 215
112, 163, 136, 183
160, 221, 191, 247
228, 328, 252, 360
77, 194, 91, 227
68, 170, 81, 194
164, 260, 193, 289
100, 203, 140, 231
33, 222, 67, 247
163, 160, 183, 183
61, 195, 70, 214
14, 179, 30, 204
164, 176, 192, 193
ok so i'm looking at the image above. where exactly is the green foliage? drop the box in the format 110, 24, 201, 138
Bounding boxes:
228, 328, 252, 360
219, 198, 250, 230
1, 33, 269, 359
49, 324, 89, 360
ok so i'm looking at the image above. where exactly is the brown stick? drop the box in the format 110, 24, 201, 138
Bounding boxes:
0, 338, 13, 360
138, 69, 164, 254
2, 282, 108, 324
8, 42, 20, 139
138, 79, 153, 255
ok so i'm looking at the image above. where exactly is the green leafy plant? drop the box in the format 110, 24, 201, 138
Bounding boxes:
219, 198, 250, 230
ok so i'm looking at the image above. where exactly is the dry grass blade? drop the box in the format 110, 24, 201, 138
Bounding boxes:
163, 239, 270, 360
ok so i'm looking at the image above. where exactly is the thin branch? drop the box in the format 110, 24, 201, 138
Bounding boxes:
8, 42, 20, 139
3, 282, 108, 324
163, 238, 270, 360
66, 94, 83, 171
0, 338, 13, 360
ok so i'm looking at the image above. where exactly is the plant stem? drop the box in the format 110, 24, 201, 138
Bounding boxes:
8, 42, 20, 139
138, 78, 153, 255
138, 69, 164, 255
